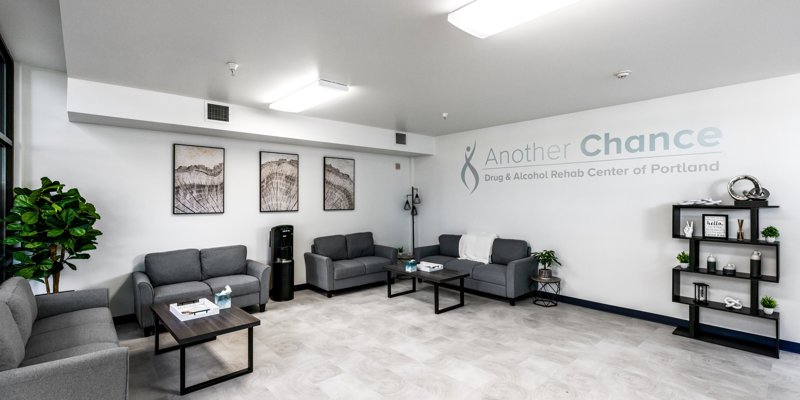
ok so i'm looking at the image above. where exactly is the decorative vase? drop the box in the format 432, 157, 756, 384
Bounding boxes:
766, 236, 776, 243
707, 254, 717, 273
750, 250, 762, 278
538, 268, 552, 278
679, 262, 689, 270
764, 308, 774, 315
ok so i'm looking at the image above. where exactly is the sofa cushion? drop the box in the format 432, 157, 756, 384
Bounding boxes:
472, 264, 507, 286
491, 239, 529, 265
25, 321, 118, 361
445, 259, 483, 276
333, 260, 366, 280
145, 248, 202, 287
346, 232, 375, 258
353, 256, 390, 274
0, 303, 25, 372
204, 275, 260, 296
153, 281, 212, 305
32, 307, 112, 337
21, 342, 119, 367
0, 277, 37, 344
439, 234, 462, 258
314, 235, 348, 261
419, 255, 456, 266
201, 245, 247, 279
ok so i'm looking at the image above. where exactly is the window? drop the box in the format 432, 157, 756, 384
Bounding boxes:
0, 34, 14, 282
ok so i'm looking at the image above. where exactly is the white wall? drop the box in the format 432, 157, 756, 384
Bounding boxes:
15, 65, 413, 316
414, 73, 800, 341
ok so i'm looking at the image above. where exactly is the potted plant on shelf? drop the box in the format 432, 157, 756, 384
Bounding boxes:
3, 177, 103, 294
761, 226, 779, 243
532, 249, 561, 278
676, 251, 690, 269
760, 296, 777, 315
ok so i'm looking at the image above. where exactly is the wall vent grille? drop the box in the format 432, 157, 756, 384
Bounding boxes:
395, 132, 407, 145
206, 102, 230, 123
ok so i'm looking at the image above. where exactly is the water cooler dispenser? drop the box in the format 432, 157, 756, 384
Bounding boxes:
269, 225, 294, 301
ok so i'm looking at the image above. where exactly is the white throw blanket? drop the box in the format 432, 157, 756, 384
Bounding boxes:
458, 232, 498, 264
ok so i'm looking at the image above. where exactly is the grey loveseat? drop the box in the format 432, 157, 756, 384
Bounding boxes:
305, 232, 398, 297
414, 234, 536, 305
133, 245, 270, 336
0, 277, 128, 400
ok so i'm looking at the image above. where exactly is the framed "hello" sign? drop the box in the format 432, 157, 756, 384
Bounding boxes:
702, 214, 728, 239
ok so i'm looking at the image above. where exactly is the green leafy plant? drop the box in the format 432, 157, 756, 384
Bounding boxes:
676, 251, 690, 263
397, 246, 404, 254
760, 296, 777, 309
761, 226, 780, 238
3, 177, 102, 293
532, 249, 561, 269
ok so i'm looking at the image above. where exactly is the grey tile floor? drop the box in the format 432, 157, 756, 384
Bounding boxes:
118, 283, 800, 399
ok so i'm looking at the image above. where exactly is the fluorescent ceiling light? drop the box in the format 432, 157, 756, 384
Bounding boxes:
448, 0, 581, 39
269, 79, 349, 112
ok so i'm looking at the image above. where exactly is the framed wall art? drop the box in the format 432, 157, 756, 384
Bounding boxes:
173, 144, 225, 214
323, 157, 355, 211
260, 151, 299, 212
702, 214, 728, 239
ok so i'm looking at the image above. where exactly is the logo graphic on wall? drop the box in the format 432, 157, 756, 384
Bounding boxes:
461, 141, 479, 194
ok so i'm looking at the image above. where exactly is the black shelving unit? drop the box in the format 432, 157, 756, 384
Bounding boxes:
671, 203, 780, 358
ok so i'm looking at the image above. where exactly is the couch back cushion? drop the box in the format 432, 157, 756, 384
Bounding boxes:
346, 232, 375, 258
0, 302, 25, 371
201, 245, 247, 279
145, 248, 202, 287
0, 277, 37, 345
491, 239, 530, 265
314, 235, 348, 261
439, 234, 462, 258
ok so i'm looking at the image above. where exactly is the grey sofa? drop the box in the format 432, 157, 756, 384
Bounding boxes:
0, 277, 128, 400
305, 232, 398, 297
133, 245, 270, 336
414, 234, 536, 305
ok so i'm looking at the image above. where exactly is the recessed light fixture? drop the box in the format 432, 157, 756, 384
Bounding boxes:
448, 0, 582, 39
269, 79, 350, 113
226, 62, 239, 76
615, 70, 632, 79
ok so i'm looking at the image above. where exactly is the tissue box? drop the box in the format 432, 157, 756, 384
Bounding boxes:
214, 293, 232, 309
404, 260, 417, 272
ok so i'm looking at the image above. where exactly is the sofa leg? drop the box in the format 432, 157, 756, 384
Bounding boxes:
259, 303, 266, 312
509, 298, 516, 306
143, 326, 154, 337
326, 291, 333, 298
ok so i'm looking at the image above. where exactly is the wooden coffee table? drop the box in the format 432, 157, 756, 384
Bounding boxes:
151, 301, 260, 395
384, 264, 469, 314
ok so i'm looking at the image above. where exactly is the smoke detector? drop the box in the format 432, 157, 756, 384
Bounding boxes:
227, 62, 239, 76
615, 70, 632, 79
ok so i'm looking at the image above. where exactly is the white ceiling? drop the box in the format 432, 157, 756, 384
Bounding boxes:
4, 1, 800, 135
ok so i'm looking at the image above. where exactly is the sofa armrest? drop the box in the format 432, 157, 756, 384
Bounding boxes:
413, 244, 439, 261
304, 252, 334, 291
246, 259, 271, 305
132, 271, 155, 330
505, 256, 539, 299
0, 347, 128, 400
374, 245, 398, 264
35, 288, 109, 320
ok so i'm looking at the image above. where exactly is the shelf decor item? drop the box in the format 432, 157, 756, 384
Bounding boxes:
323, 157, 355, 211
723, 263, 736, 276
676, 251, 690, 269
760, 296, 777, 315
723, 296, 743, 310
173, 144, 225, 214
532, 249, 561, 278
702, 214, 728, 238
693, 282, 709, 305
750, 250, 762, 278
683, 221, 694, 238
727, 175, 771, 205
707, 254, 717, 273
761, 226, 779, 243
737, 219, 745, 240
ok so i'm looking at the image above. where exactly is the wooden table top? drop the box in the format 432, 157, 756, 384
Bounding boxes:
384, 263, 469, 283
151, 300, 260, 344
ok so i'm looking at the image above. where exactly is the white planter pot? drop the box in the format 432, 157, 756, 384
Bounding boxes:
764, 308, 774, 315
766, 237, 776, 243
679, 263, 689, 269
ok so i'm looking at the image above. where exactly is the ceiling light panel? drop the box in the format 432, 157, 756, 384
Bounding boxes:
448, 0, 582, 39
269, 79, 349, 113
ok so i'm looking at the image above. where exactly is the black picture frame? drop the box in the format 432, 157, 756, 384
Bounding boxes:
173, 144, 225, 214
259, 151, 299, 212
323, 156, 355, 211
702, 214, 728, 239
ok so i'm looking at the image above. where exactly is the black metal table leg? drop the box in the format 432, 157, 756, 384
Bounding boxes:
154, 316, 160, 355
179, 327, 257, 395
180, 345, 186, 394
434, 279, 465, 314
388, 272, 416, 298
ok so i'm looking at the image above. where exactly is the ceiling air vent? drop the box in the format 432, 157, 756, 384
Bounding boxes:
395, 132, 407, 145
205, 102, 230, 123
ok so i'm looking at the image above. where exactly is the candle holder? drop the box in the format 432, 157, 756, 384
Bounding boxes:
693, 282, 709, 305
737, 219, 745, 241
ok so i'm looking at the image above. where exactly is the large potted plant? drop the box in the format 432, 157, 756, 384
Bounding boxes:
532, 249, 561, 278
3, 177, 102, 293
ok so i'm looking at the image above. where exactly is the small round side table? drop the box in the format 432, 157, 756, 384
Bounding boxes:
530, 276, 561, 307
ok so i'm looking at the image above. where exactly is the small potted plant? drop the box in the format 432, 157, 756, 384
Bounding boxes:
761, 226, 780, 243
676, 251, 690, 269
532, 249, 561, 278
760, 295, 777, 315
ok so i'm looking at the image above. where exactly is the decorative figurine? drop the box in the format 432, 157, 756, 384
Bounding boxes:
707, 254, 717, 273
750, 250, 762, 278
684, 221, 694, 238
737, 219, 745, 241
723, 296, 743, 310
727, 175, 770, 205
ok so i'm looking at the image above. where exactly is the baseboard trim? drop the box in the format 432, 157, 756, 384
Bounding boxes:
293, 283, 310, 291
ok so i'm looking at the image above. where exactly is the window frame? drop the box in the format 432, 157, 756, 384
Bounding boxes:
0, 33, 14, 281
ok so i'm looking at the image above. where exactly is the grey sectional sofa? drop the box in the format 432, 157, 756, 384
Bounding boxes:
304, 232, 398, 297
0, 277, 128, 400
414, 234, 536, 305
133, 245, 270, 336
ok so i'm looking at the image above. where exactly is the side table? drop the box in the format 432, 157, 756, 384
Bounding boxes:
530, 276, 561, 307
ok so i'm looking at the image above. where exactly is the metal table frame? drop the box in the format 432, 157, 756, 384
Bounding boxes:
386, 270, 466, 314
530, 276, 561, 307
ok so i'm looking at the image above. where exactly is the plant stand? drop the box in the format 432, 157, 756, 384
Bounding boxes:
530, 276, 561, 307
